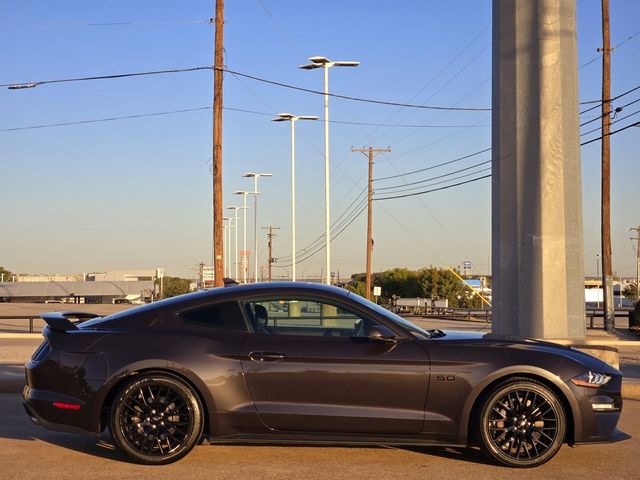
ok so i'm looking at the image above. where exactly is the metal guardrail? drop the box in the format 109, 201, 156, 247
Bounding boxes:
586, 309, 633, 328
406, 307, 634, 328
0, 315, 42, 333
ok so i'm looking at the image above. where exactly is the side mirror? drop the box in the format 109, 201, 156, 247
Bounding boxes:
368, 324, 398, 342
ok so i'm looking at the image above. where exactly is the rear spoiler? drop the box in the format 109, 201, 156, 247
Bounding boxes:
40, 311, 101, 332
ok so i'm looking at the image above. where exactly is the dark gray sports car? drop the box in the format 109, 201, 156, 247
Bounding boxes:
23, 282, 623, 467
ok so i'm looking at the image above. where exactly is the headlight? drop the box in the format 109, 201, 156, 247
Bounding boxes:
570, 371, 612, 388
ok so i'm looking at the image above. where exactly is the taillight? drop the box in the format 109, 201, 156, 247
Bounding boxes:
52, 402, 81, 410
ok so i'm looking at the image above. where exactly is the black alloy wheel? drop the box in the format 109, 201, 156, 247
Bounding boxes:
478, 378, 566, 468
110, 373, 204, 464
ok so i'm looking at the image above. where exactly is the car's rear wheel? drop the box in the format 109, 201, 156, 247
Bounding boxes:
109, 373, 204, 464
478, 378, 566, 468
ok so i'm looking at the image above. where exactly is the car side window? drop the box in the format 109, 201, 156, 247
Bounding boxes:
180, 301, 247, 331
244, 298, 374, 337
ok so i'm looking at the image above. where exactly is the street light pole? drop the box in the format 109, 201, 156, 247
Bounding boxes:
226, 217, 233, 278
226, 206, 241, 281
223, 216, 231, 278
243, 172, 273, 282
596, 253, 601, 308
299, 56, 359, 285
235, 191, 251, 283
631, 226, 640, 301
272, 113, 318, 282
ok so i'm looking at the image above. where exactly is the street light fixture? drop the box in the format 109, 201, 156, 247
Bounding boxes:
272, 113, 318, 281
7, 83, 39, 90
299, 56, 359, 285
234, 190, 251, 283
242, 172, 273, 282
226, 206, 242, 281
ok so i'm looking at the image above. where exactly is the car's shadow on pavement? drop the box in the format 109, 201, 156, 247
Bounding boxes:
33, 432, 130, 462
395, 445, 494, 465
0, 394, 133, 463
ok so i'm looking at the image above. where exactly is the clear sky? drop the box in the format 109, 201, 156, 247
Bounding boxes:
1, 1, 639, 280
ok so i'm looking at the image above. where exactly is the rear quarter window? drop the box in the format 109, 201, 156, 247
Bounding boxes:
180, 301, 247, 331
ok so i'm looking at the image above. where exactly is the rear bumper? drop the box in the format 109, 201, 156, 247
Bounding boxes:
22, 388, 94, 435
22, 383, 100, 435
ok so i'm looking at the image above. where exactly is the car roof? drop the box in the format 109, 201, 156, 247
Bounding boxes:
88, 282, 354, 325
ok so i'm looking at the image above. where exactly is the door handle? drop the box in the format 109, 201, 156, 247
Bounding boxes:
249, 351, 286, 362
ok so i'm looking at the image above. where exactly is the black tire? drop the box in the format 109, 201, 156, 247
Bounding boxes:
109, 373, 204, 465
477, 378, 566, 468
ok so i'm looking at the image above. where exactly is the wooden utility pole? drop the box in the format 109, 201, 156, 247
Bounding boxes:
351, 146, 391, 300
262, 226, 280, 281
600, 0, 615, 332
631, 227, 640, 301
212, 0, 225, 287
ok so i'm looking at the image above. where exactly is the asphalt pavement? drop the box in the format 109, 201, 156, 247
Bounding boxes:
0, 393, 638, 479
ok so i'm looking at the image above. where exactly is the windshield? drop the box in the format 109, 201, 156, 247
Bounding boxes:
347, 292, 431, 339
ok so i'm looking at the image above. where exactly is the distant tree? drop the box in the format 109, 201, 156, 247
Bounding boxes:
161, 277, 191, 299
0, 266, 13, 282
345, 280, 367, 298
417, 267, 482, 308
623, 283, 638, 301
377, 268, 422, 299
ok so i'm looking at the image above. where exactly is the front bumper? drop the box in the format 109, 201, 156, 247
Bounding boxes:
568, 374, 623, 443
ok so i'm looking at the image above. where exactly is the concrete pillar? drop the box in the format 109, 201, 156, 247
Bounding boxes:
492, 0, 585, 339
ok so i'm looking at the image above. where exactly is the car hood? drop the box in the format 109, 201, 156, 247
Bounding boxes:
430, 330, 620, 375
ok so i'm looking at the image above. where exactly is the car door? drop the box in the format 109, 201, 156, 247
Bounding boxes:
239, 296, 430, 435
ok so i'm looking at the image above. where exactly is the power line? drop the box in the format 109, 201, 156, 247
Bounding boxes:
0, 107, 212, 132
580, 118, 640, 146
374, 148, 491, 181
219, 67, 491, 111
277, 193, 368, 262
384, 77, 491, 149
277, 203, 368, 268
85, 19, 212, 27
357, 22, 491, 144
375, 167, 492, 196
221, 67, 630, 110
4, 19, 213, 28
580, 108, 640, 137
5, 63, 634, 115
579, 94, 640, 128
579, 82, 640, 115
374, 174, 491, 201
228, 106, 488, 128
581, 28, 640, 68
374, 162, 492, 192
2, 66, 213, 89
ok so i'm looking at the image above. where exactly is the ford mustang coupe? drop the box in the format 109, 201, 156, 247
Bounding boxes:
23, 282, 622, 467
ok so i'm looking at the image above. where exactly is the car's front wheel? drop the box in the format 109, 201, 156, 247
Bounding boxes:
109, 373, 204, 464
478, 378, 566, 467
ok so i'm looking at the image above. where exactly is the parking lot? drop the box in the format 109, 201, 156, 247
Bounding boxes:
0, 393, 637, 480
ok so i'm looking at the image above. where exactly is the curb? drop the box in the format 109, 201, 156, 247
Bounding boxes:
0, 333, 43, 339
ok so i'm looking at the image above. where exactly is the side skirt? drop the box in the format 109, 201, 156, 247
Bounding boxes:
205, 433, 466, 449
